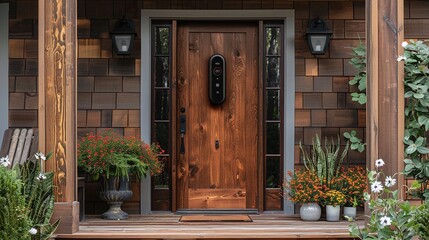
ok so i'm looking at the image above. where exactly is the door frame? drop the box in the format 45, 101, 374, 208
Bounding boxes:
0, 3, 8, 136
141, 10, 295, 214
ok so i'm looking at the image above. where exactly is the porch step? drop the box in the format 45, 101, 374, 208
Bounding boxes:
54, 214, 360, 239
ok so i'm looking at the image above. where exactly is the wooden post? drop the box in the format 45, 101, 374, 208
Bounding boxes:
366, 0, 404, 195
38, 0, 78, 233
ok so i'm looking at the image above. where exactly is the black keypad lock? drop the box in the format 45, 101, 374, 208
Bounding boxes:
209, 54, 226, 105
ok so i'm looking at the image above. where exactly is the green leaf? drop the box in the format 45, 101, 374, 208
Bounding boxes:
411, 180, 422, 190
404, 164, 415, 172
405, 91, 414, 98
348, 224, 361, 237
423, 190, 429, 199
417, 146, 429, 154
415, 137, 425, 146
413, 93, 425, 99
406, 144, 417, 154
404, 158, 413, 164
343, 132, 351, 138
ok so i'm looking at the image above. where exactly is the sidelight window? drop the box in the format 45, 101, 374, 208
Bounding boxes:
264, 24, 284, 211
151, 23, 172, 210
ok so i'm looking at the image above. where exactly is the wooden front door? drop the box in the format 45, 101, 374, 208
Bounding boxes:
176, 22, 259, 210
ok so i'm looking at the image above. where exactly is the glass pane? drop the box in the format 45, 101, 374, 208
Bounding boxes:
155, 57, 169, 87
155, 90, 169, 120
265, 27, 281, 55
266, 156, 281, 188
154, 157, 170, 189
265, 57, 280, 87
154, 122, 169, 153
266, 90, 280, 121
266, 123, 280, 154
114, 35, 131, 52
155, 27, 170, 55
310, 35, 327, 53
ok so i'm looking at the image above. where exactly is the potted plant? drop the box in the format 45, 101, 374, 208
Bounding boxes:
284, 169, 323, 221
342, 166, 366, 220
323, 189, 346, 222
299, 135, 349, 189
77, 130, 163, 220
329, 166, 366, 220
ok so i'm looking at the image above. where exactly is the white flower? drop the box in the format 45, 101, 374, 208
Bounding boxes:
371, 181, 384, 193
35, 152, 46, 161
0, 156, 10, 167
397, 55, 407, 62
375, 159, 385, 168
36, 173, 47, 181
28, 227, 37, 235
402, 41, 408, 48
385, 176, 396, 187
380, 216, 392, 227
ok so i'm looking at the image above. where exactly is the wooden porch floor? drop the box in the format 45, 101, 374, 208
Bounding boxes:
54, 213, 363, 240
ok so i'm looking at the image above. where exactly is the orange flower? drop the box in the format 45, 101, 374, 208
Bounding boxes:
283, 169, 323, 204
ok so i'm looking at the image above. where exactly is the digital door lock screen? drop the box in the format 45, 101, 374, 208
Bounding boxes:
209, 54, 226, 105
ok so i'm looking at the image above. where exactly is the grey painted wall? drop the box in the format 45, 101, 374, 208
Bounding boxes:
0, 4, 8, 138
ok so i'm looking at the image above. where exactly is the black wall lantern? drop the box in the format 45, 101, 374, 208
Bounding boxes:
111, 18, 137, 55
305, 18, 332, 55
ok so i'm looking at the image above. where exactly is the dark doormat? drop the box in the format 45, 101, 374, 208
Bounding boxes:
179, 215, 252, 222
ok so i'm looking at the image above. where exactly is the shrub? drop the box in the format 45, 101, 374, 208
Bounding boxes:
0, 165, 32, 240
411, 202, 429, 240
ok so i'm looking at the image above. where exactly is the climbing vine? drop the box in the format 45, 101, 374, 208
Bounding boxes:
347, 40, 429, 199
348, 43, 367, 105
344, 42, 366, 153
402, 40, 429, 200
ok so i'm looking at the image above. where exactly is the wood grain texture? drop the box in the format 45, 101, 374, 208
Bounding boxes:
177, 23, 259, 210
55, 214, 363, 239
13, 128, 27, 166
366, 0, 404, 207
171, 20, 178, 212
0, 129, 13, 157
0, 129, 38, 167
51, 201, 80, 234
257, 21, 264, 211
39, 0, 77, 203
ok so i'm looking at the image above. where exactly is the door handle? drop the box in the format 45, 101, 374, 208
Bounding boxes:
179, 108, 186, 154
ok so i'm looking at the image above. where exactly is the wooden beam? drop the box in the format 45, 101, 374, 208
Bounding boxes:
38, 0, 78, 233
171, 20, 177, 212
366, 0, 404, 189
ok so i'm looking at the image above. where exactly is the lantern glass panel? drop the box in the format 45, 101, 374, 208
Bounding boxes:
114, 35, 132, 52
309, 35, 327, 53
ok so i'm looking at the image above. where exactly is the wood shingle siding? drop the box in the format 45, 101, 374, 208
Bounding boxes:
9, 110, 37, 128
6, 0, 428, 213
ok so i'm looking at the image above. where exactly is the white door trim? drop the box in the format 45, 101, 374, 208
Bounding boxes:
0, 3, 9, 138
140, 9, 295, 214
